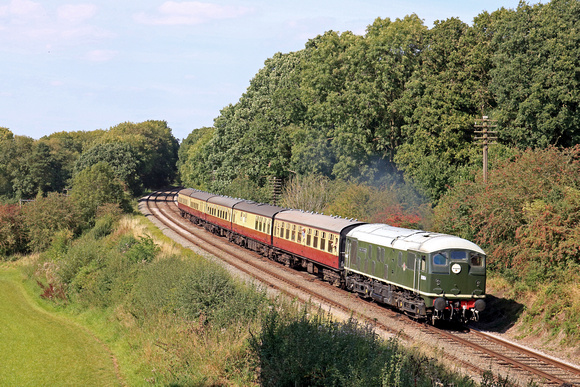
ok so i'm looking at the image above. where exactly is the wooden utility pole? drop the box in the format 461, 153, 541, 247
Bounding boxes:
474, 116, 497, 183
269, 176, 282, 205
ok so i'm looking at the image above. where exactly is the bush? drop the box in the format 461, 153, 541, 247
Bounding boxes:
22, 193, 83, 252
434, 146, 580, 276
128, 257, 269, 327
250, 308, 474, 387
0, 203, 27, 257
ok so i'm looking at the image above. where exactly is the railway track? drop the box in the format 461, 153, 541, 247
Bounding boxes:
142, 189, 580, 386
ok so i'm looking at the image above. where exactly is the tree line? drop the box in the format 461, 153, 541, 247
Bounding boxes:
0, 120, 179, 256
179, 0, 579, 203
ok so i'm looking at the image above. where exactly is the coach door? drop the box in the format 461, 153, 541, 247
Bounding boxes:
412, 252, 426, 295
345, 238, 358, 270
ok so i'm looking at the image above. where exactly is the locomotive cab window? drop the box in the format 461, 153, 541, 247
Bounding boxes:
450, 250, 467, 261
407, 252, 415, 271
432, 251, 450, 274
469, 252, 486, 274
470, 252, 484, 266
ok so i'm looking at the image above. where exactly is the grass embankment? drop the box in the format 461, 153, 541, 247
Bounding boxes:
0, 267, 120, 386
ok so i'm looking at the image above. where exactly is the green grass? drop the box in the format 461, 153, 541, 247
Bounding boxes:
0, 267, 121, 386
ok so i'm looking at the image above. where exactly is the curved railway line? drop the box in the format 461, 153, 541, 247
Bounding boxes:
142, 189, 580, 386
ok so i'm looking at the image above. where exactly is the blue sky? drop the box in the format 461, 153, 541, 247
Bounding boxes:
1, 0, 534, 141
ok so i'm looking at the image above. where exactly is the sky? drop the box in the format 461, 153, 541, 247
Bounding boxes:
1, 0, 535, 141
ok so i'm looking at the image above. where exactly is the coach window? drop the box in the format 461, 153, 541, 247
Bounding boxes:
320, 232, 326, 251
285, 224, 290, 240
307, 229, 312, 246
327, 235, 334, 253
313, 230, 319, 249
291, 225, 296, 241
297, 227, 302, 243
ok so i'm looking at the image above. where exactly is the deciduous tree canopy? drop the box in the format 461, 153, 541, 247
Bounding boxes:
179, 0, 579, 203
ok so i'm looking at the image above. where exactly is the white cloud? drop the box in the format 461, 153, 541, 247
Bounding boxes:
84, 49, 117, 62
134, 1, 253, 25
0, 0, 43, 18
57, 4, 97, 24
0, 1, 111, 48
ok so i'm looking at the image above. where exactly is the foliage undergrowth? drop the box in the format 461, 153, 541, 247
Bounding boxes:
250, 308, 477, 387
436, 146, 580, 347
280, 174, 431, 229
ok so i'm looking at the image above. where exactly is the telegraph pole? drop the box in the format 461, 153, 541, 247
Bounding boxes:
474, 116, 497, 183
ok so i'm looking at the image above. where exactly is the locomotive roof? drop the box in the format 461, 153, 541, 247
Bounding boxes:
275, 210, 365, 233
178, 188, 217, 201
347, 223, 485, 255
234, 201, 286, 217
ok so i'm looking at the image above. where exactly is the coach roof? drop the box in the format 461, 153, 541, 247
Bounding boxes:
275, 209, 365, 233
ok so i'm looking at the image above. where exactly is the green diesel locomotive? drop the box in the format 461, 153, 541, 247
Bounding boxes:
344, 224, 486, 323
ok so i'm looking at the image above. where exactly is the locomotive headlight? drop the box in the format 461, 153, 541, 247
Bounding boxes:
474, 299, 486, 312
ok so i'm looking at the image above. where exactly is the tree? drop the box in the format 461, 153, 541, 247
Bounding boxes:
70, 162, 131, 223
102, 120, 179, 188
0, 128, 14, 198
490, 0, 580, 148
10, 138, 63, 198
74, 142, 141, 195
178, 127, 214, 190
395, 16, 494, 201
198, 51, 303, 194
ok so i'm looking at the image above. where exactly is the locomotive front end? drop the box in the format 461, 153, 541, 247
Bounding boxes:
427, 248, 486, 323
